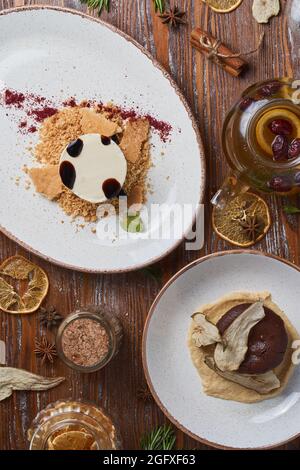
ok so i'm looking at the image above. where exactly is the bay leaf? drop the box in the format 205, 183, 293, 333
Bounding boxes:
0, 367, 65, 401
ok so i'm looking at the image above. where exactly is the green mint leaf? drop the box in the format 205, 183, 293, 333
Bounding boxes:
121, 213, 144, 233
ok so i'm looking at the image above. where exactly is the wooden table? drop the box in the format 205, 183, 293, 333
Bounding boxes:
0, 0, 299, 451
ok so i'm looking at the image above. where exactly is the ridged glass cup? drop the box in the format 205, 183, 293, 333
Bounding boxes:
28, 400, 122, 450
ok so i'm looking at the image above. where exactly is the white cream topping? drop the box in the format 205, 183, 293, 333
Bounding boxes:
60, 133, 127, 203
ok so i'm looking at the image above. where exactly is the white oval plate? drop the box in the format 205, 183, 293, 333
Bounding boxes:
0, 7, 205, 272
143, 251, 300, 449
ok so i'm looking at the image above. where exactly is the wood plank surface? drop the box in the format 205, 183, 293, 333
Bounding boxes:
0, 0, 299, 450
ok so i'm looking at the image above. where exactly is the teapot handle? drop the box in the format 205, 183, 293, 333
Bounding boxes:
211, 173, 250, 209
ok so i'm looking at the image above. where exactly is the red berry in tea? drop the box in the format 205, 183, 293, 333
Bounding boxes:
272, 135, 289, 161
288, 138, 300, 159
269, 119, 293, 136
267, 175, 292, 192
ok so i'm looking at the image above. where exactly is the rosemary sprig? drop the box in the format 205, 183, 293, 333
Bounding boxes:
80, 0, 165, 16
154, 0, 165, 13
141, 425, 176, 450
284, 204, 300, 214
80, 0, 110, 16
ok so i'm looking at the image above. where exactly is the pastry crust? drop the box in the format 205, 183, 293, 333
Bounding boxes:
188, 291, 299, 403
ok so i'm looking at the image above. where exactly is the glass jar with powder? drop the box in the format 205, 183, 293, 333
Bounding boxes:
56, 308, 123, 372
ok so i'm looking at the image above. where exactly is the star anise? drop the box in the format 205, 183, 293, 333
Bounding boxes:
39, 306, 63, 329
34, 336, 57, 364
159, 7, 186, 28
137, 385, 154, 403
239, 215, 264, 241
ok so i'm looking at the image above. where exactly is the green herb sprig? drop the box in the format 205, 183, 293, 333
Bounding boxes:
154, 0, 165, 13
80, 1, 165, 16
141, 425, 176, 450
283, 204, 300, 214
80, 0, 110, 16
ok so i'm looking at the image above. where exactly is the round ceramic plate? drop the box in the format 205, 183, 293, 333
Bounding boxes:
143, 251, 300, 449
0, 7, 205, 272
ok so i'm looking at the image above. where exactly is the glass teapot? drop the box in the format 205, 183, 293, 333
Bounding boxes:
212, 78, 300, 209
212, 3, 300, 209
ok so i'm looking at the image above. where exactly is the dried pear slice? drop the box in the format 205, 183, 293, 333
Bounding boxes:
0, 255, 48, 314
191, 312, 222, 347
252, 0, 280, 24
205, 357, 280, 394
50, 431, 96, 450
214, 302, 265, 371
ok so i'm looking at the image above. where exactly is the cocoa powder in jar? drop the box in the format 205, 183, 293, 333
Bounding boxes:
61, 318, 110, 367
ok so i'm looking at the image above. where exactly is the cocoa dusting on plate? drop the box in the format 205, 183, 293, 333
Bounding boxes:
1, 88, 172, 141
61, 318, 110, 368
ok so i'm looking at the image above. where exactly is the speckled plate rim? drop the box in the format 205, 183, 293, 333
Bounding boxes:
0, 5, 206, 274
142, 249, 300, 450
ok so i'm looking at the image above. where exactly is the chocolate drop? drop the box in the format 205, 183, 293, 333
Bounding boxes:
59, 161, 76, 190
102, 178, 121, 199
101, 136, 111, 146
67, 138, 83, 157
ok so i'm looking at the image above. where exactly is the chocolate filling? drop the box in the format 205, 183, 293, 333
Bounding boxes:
217, 303, 288, 375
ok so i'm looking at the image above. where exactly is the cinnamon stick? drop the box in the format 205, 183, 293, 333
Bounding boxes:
191, 28, 247, 77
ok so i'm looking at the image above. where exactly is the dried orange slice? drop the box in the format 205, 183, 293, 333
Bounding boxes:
0, 255, 48, 314
212, 192, 271, 247
203, 0, 243, 13
50, 431, 95, 450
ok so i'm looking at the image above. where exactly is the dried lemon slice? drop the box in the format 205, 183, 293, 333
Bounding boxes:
0, 255, 48, 314
50, 431, 95, 450
212, 192, 271, 247
203, 0, 243, 13
256, 108, 300, 156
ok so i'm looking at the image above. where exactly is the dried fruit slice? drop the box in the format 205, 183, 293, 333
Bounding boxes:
252, 0, 280, 24
212, 192, 271, 247
256, 108, 300, 156
50, 430, 95, 450
1, 256, 34, 280
191, 312, 222, 347
214, 302, 265, 371
0, 277, 23, 311
202, 0, 243, 13
0, 255, 48, 314
205, 356, 280, 394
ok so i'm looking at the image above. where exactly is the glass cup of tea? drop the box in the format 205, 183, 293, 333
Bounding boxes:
212, 78, 300, 209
